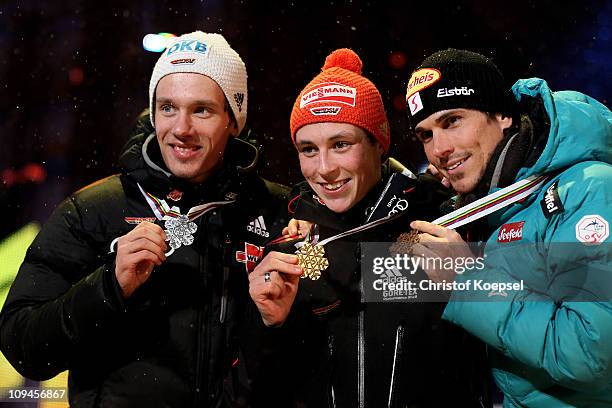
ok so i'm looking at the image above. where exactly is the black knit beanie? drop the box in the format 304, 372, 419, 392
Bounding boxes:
405, 49, 514, 128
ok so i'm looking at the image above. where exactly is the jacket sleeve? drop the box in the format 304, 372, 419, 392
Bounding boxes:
0, 195, 126, 380
443, 164, 612, 391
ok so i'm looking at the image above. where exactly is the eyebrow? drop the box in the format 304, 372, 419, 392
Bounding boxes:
414, 110, 461, 133
434, 110, 460, 124
155, 98, 221, 107
296, 132, 357, 146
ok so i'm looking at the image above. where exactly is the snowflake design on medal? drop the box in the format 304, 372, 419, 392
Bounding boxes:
295, 242, 329, 280
164, 215, 198, 250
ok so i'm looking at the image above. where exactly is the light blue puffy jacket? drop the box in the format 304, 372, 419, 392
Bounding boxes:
443, 78, 612, 407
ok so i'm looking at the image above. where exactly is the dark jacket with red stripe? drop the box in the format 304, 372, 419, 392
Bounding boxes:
0, 116, 289, 408
259, 161, 491, 408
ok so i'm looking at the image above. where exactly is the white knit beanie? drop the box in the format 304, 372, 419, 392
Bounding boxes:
148, 31, 248, 133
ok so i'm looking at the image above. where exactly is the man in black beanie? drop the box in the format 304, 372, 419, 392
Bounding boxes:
406, 49, 612, 406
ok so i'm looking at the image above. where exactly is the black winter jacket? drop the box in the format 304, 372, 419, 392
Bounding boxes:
263, 162, 491, 408
0, 124, 289, 407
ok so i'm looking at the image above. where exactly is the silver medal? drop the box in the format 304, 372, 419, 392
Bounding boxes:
164, 214, 198, 250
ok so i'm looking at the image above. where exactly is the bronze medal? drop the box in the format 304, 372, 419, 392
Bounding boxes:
389, 229, 420, 255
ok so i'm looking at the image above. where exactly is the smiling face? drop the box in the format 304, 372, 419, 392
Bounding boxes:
296, 122, 384, 213
154, 72, 237, 183
415, 108, 512, 194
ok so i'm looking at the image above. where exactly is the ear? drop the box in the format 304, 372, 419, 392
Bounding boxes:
376, 142, 386, 160
227, 119, 239, 137
496, 113, 513, 131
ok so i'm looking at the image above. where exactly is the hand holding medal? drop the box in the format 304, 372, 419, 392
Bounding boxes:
248, 249, 303, 327
407, 175, 549, 283
114, 221, 168, 298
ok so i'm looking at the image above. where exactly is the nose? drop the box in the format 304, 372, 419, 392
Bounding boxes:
432, 130, 454, 159
172, 111, 193, 137
318, 149, 339, 179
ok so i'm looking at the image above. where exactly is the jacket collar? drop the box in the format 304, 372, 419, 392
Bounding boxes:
120, 132, 260, 205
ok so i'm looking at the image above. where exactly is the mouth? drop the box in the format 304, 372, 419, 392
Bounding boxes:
169, 143, 202, 159
319, 179, 350, 192
444, 155, 469, 174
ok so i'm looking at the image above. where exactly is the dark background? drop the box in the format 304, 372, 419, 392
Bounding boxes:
1, 0, 611, 238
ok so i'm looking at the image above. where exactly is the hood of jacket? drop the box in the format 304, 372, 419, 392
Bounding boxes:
512, 78, 612, 180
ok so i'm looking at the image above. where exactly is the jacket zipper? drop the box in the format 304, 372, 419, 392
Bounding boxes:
328, 334, 337, 408
194, 216, 210, 407
387, 324, 405, 408
358, 254, 365, 408
358, 310, 365, 408
194, 256, 204, 407
220, 234, 231, 324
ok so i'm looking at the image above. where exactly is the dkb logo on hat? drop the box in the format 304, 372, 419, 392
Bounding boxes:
166, 40, 209, 56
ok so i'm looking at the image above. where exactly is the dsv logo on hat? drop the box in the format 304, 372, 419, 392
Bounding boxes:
310, 106, 341, 116
170, 58, 196, 65
167, 40, 209, 56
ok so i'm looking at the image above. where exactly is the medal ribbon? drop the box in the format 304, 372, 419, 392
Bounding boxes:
137, 183, 236, 255
316, 211, 404, 247
138, 183, 235, 221
292, 174, 548, 280
432, 174, 549, 230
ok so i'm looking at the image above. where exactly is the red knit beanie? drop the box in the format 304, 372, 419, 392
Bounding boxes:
290, 48, 390, 152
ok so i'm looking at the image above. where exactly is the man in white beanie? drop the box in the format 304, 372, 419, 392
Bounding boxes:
0, 31, 293, 407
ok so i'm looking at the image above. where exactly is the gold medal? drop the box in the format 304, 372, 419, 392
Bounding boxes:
295, 242, 329, 280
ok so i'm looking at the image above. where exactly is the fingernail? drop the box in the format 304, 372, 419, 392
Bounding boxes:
410, 221, 415, 228
294, 266, 302, 272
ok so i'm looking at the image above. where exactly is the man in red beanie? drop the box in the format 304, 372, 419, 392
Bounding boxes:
248, 48, 490, 407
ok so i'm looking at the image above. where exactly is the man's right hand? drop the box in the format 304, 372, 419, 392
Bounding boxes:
249, 251, 302, 327
115, 222, 167, 298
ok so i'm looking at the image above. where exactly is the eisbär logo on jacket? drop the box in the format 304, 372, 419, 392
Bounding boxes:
497, 221, 525, 243
300, 82, 356, 108
235, 242, 264, 273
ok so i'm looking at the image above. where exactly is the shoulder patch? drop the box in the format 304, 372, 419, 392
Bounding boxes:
540, 180, 564, 218
575, 215, 609, 244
